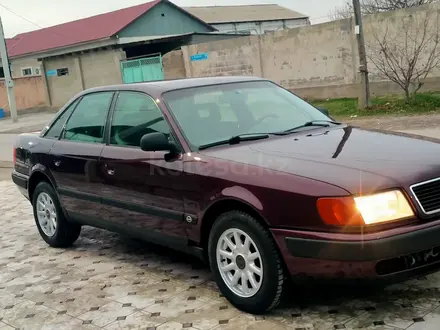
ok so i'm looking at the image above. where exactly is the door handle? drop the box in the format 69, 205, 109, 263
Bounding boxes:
54, 160, 61, 167
104, 163, 115, 176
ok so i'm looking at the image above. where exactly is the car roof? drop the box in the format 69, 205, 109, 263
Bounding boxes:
83, 76, 266, 95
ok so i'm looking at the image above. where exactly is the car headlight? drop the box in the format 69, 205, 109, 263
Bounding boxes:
317, 190, 414, 226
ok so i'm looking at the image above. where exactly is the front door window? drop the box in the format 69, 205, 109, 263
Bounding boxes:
110, 91, 171, 148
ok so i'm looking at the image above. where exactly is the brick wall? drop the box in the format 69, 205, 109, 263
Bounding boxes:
183, 35, 263, 78
162, 50, 186, 80
81, 49, 125, 89
0, 76, 47, 112
45, 49, 126, 107
178, 3, 440, 100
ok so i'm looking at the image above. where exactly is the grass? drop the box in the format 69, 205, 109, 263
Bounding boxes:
310, 92, 440, 119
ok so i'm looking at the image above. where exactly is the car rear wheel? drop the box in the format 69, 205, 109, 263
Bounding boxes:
33, 182, 81, 248
208, 210, 285, 314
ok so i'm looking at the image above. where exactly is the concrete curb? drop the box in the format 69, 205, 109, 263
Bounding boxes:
0, 161, 13, 168
0, 124, 45, 135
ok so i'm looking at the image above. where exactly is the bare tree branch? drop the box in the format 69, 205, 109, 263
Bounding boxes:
367, 7, 440, 102
329, 0, 438, 20
329, 1, 353, 20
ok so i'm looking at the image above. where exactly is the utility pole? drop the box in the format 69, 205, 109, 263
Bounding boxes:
0, 16, 17, 122
352, 0, 371, 109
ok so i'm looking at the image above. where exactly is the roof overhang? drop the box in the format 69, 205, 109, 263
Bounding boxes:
27, 38, 115, 61
208, 17, 309, 25
116, 32, 249, 48
34, 32, 248, 61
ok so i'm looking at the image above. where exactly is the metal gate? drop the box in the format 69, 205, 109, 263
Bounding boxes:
120, 55, 164, 84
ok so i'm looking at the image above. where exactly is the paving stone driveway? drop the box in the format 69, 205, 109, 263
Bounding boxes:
1, 180, 440, 330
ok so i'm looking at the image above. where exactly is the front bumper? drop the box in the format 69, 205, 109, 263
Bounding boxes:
285, 223, 440, 261
272, 221, 440, 281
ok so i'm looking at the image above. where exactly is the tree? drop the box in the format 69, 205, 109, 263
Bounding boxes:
329, 1, 353, 20
361, 0, 438, 13
329, 0, 438, 20
367, 9, 440, 102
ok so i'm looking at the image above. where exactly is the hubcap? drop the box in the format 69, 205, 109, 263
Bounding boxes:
36, 192, 57, 237
216, 228, 263, 298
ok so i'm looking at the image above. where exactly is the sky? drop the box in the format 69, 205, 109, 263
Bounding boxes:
0, 0, 348, 38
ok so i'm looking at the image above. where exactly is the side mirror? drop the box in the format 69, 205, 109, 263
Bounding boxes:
316, 107, 330, 116
140, 132, 178, 154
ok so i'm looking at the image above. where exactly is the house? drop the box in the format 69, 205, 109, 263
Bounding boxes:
184, 4, 310, 35
2, 0, 243, 109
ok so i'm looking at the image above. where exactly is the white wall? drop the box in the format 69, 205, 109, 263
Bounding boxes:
10, 57, 42, 78
212, 18, 310, 35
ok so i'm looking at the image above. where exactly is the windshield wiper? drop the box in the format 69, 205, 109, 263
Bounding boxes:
280, 120, 342, 135
199, 133, 270, 150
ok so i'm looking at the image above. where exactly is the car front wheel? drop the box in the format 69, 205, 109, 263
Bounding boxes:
33, 181, 81, 248
208, 211, 285, 314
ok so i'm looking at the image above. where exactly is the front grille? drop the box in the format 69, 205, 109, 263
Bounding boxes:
411, 177, 440, 214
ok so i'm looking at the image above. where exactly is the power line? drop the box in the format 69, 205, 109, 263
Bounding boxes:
0, 3, 45, 30
0, 2, 74, 45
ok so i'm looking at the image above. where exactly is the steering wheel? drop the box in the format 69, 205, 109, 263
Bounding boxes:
246, 114, 279, 131
255, 114, 279, 124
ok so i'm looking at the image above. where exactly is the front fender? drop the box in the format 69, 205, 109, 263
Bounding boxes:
185, 185, 267, 244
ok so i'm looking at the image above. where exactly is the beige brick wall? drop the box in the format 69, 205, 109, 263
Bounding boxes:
261, 19, 356, 90
45, 57, 84, 107
183, 35, 263, 78
162, 50, 186, 80
81, 49, 125, 89
181, 3, 440, 100
44, 49, 126, 107
0, 76, 47, 112
182, 20, 354, 90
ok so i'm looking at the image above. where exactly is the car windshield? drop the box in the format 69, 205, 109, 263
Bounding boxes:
162, 80, 332, 149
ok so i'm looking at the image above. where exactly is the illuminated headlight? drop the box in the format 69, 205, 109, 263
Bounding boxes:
317, 190, 414, 226
354, 190, 414, 225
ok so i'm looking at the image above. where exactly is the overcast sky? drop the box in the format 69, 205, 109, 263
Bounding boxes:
0, 0, 347, 38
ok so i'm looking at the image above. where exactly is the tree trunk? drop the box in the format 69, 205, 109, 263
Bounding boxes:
404, 88, 411, 104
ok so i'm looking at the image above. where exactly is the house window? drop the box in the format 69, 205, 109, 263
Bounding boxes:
57, 68, 69, 76
22, 68, 33, 76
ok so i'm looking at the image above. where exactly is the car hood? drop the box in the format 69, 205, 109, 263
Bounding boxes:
199, 126, 440, 194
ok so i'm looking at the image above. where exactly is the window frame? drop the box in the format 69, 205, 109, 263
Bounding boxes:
42, 97, 82, 140
41, 96, 83, 140
57, 68, 69, 76
21, 67, 33, 77
59, 91, 116, 144
106, 90, 182, 151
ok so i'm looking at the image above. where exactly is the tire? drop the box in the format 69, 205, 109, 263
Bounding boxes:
208, 211, 285, 314
32, 181, 81, 248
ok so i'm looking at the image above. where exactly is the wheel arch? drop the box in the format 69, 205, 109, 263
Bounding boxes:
199, 197, 270, 252
28, 169, 55, 202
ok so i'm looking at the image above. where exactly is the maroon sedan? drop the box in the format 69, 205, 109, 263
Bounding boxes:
11, 77, 440, 314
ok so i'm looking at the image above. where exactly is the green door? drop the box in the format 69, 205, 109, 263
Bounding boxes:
121, 55, 164, 84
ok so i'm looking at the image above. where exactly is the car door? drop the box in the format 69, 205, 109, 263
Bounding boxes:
98, 91, 188, 247
50, 91, 115, 223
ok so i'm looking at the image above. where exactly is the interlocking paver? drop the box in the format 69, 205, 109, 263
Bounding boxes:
0, 322, 16, 330
2, 179, 440, 329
